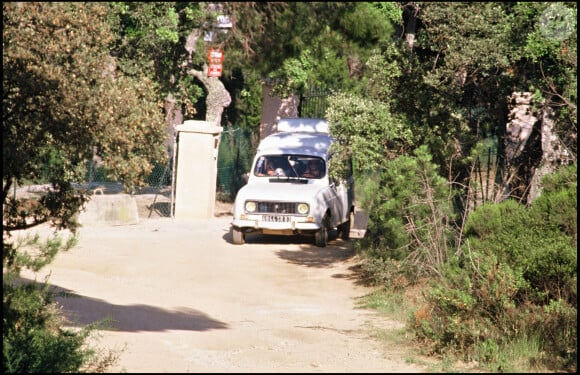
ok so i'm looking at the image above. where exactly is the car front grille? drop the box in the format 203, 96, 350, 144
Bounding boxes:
256, 201, 299, 214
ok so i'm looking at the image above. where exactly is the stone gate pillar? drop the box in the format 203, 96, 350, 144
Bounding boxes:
259, 80, 299, 140
174, 120, 223, 219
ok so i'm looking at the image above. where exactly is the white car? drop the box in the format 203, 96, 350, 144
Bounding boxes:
230, 118, 355, 247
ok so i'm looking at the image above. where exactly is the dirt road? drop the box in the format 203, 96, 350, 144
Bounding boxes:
20, 212, 430, 373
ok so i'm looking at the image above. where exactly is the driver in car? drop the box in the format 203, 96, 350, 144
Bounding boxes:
302, 159, 322, 178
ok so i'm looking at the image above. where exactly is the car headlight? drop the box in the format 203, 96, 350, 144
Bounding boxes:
297, 203, 309, 214
245, 201, 257, 213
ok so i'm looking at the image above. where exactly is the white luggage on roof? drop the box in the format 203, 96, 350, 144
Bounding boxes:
256, 132, 332, 159
277, 118, 329, 133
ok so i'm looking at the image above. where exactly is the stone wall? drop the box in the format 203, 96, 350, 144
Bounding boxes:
259, 82, 299, 140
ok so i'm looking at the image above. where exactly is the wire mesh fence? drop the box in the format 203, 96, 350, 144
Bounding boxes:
467, 136, 506, 210
216, 126, 257, 201
12, 131, 508, 222
3, 124, 258, 220
73, 125, 257, 216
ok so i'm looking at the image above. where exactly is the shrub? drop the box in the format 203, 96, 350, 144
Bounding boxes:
360, 146, 457, 277
358, 252, 416, 290
3, 233, 119, 373
413, 251, 528, 358
537, 299, 577, 367
522, 235, 577, 304
529, 163, 577, 240
412, 163, 577, 371
3, 281, 87, 373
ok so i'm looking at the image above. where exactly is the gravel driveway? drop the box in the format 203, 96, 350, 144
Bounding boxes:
19, 207, 431, 373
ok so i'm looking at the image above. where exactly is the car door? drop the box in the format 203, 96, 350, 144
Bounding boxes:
329, 153, 355, 226
324, 153, 349, 228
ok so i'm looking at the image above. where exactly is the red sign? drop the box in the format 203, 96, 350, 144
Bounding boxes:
207, 48, 224, 64
208, 64, 222, 77
207, 48, 224, 77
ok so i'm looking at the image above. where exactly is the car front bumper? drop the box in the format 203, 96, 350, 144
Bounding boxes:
231, 215, 321, 233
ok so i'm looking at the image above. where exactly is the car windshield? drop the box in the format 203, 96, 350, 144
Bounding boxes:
254, 155, 326, 179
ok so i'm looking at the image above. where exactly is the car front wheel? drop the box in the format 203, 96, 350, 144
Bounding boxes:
314, 215, 329, 247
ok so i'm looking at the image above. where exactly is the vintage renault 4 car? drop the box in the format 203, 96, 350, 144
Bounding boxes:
230, 118, 355, 247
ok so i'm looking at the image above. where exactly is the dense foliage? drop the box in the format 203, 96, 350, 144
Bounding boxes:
414, 164, 576, 371
323, 2, 576, 371
354, 146, 456, 272
3, 2, 165, 372
225, 2, 397, 98
3, 1, 576, 372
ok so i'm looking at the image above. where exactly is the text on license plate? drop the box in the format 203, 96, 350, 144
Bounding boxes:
263, 215, 291, 222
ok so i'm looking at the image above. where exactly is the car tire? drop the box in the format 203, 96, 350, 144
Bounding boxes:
339, 210, 354, 240
232, 227, 245, 245
314, 215, 329, 247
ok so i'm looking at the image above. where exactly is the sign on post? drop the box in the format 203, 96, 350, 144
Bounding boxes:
207, 48, 224, 77
208, 64, 222, 77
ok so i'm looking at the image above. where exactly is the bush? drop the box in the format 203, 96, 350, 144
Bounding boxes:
529, 163, 577, 240
3, 233, 119, 373
359, 146, 457, 277
358, 252, 416, 290
413, 251, 528, 357
411, 163, 577, 371
3, 281, 87, 373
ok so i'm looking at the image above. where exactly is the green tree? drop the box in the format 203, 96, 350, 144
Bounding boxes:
3, 2, 165, 371
327, 1, 576, 246
324, 6, 576, 369
355, 146, 457, 278
109, 2, 232, 128
106, 2, 400, 136
225, 2, 397, 106
409, 2, 576, 201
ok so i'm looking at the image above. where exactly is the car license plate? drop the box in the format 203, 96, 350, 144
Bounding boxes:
263, 215, 290, 222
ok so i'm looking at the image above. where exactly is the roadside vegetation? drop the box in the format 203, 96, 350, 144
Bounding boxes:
356, 163, 576, 372
3, 2, 576, 373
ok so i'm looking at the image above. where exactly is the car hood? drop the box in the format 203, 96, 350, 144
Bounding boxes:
235, 181, 326, 203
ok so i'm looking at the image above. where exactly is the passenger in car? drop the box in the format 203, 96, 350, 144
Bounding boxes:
268, 157, 295, 177
302, 159, 322, 178
266, 159, 277, 176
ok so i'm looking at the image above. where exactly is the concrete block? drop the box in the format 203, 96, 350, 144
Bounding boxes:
78, 191, 139, 226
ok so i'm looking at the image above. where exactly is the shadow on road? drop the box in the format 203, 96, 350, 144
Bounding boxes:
219, 211, 371, 283
14, 277, 229, 333
223, 227, 347, 246
147, 201, 171, 217
222, 227, 360, 270
275, 242, 355, 269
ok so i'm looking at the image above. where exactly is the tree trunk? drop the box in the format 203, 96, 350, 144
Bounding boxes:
164, 93, 183, 157
188, 68, 231, 126
403, 3, 419, 49
505, 92, 537, 162
183, 29, 232, 126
